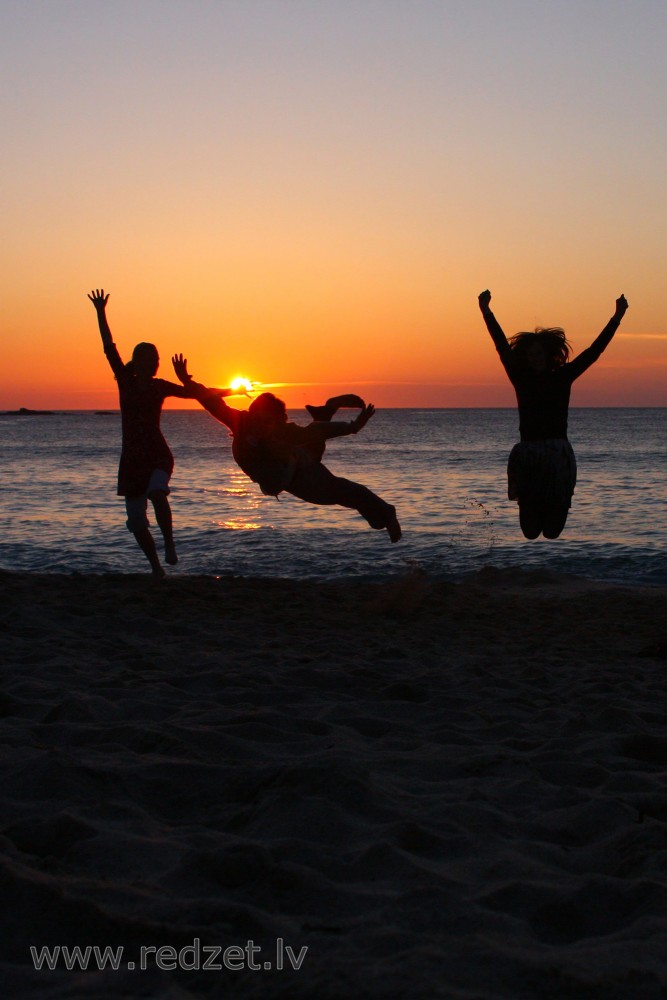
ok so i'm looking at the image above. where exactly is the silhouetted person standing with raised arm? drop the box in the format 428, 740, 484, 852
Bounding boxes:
88, 289, 235, 578
478, 289, 628, 539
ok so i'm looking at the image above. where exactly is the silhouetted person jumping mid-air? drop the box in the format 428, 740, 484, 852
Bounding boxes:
478, 288, 628, 540
171, 356, 402, 543
88, 289, 237, 577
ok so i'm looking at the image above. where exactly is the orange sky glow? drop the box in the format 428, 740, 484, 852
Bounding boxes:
2, 1, 666, 410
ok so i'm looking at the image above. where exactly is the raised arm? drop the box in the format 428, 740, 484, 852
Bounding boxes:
88, 288, 125, 379
568, 295, 629, 379
478, 289, 512, 368
171, 354, 241, 432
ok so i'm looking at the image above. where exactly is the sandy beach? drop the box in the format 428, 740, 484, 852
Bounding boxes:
2, 566, 667, 998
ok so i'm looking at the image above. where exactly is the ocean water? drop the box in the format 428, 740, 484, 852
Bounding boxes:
1, 408, 666, 584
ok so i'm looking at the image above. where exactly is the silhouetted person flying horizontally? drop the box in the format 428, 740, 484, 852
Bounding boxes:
171, 356, 402, 543
478, 288, 629, 540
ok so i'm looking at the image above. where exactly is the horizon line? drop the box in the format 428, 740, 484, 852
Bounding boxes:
4, 404, 667, 414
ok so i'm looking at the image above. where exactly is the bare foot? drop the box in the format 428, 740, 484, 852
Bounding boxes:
165, 541, 178, 565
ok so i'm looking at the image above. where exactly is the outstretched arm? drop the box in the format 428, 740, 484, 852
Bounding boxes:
568, 295, 629, 379
478, 289, 512, 368
88, 288, 124, 379
171, 354, 240, 431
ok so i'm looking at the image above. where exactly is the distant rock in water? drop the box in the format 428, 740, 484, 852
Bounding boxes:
0, 407, 56, 416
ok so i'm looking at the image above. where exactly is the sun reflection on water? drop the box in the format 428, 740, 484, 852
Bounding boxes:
213, 468, 263, 529
215, 518, 262, 531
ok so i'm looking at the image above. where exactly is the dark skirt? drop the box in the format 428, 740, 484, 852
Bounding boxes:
117, 439, 174, 498
507, 439, 577, 508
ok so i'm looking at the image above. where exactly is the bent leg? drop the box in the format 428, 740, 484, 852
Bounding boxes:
305, 394, 365, 421
149, 490, 177, 564
289, 462, 401, 540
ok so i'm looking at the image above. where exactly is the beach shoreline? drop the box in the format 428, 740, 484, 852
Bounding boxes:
3, 566, 667, 998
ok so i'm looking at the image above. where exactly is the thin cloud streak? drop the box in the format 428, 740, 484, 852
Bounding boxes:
247, 380, 500, 390
617, 333, 667, 340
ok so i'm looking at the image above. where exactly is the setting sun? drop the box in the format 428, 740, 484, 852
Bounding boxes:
229, 376, 254, 394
